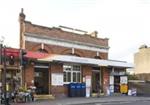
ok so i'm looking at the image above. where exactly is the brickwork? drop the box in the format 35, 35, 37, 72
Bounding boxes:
25, 64, 34, 87
82, 65, 92, 77
24, 21, 109, 47
50, 63, 64, 95
25, 41, 108, 59
102, 68, 110, 94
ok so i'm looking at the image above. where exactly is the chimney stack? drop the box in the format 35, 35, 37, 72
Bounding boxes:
19, 8, 26, 22
90, 31, 98, 38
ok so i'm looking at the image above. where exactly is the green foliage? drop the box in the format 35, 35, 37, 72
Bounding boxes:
128, 74, 139, 80
19, 86, 27, 92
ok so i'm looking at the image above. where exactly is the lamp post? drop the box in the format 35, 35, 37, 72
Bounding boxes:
0, 43, 2, 104
0, 37, 4, 104
3, 45, 8, 105
3, 45, 10, 105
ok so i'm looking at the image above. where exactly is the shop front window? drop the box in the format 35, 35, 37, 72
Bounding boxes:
63, 64, 81, 83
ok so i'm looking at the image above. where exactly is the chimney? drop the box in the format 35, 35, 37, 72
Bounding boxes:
90, 31, 98, 38
19, 8, 26, 49
19, 8, 26, 22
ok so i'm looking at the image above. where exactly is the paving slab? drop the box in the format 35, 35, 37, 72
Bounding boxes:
10, 96, 150, 105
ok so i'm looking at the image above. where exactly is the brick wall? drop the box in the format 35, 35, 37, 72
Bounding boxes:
25, 41, 108, 59
24, 21, 109, 47
82, 65, 92, 77
50, 63, 65, 96
25, 64, 34, 87
102, 68, 110, 94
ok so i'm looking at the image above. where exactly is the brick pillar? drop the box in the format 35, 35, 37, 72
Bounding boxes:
25, 64, 34, 87
102, 67, 110, 95
50, 63, 65, 97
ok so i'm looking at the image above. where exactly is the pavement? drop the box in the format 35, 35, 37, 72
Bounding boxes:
10, 96, 150, 105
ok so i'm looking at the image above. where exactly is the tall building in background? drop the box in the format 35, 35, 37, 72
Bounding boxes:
134, 45, 150, 74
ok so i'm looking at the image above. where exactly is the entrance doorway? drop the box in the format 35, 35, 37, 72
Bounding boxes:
92, 68, 101, 93
114, 76, 120, 93
34, 68, 49, 94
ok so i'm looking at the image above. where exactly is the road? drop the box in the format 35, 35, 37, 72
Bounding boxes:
10, 96, 150, 105
76, 100, 150, 105
10, 100, 150, 105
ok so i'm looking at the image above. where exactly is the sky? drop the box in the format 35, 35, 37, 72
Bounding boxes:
0, 0, 150, 63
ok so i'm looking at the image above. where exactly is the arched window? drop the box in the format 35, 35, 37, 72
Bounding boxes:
37, 48, 48, 53
94, 56, 102, 59
67, 53, 80, 57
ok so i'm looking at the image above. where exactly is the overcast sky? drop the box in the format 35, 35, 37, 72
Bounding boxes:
0, 0, 150, 63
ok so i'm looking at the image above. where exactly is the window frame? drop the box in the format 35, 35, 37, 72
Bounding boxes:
63, 64, 81, 84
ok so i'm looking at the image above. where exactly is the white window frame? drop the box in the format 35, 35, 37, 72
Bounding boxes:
63, 64, 81, 84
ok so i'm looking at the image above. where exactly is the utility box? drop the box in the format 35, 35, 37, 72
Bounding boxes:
76, 83, 81, 97
81, 83, 86, 97
68, 83, 76, 97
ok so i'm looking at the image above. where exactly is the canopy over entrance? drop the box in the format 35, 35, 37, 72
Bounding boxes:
38, 54, 133, 68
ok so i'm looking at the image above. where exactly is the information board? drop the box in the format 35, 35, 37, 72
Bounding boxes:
52, 73, 63, 86
85, 76, 91, 87
120, 76, 128, 84
109, 76, 114, 85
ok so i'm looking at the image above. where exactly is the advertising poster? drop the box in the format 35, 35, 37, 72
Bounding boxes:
85, 76, 91, 97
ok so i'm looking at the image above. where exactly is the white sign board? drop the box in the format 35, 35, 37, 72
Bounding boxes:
86, 87, 90, 97
85, 76, 91, 97
109, 85, 114, 93
109, 76, 114, 85
120, 76, 128, 84
85, 76, 91, 87
52, 73, 63, 86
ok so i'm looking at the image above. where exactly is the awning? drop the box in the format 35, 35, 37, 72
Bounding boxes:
25, 51, 49, 59
38, 54, 133, 68
0, 48, 19, 57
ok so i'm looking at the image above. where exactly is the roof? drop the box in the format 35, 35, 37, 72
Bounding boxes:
38, 54, 134, 68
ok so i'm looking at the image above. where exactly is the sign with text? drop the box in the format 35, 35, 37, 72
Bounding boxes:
85, 76, 91, 87
109, 76, 114, 85
120, 76, 128, 84
52, 73, 63, 86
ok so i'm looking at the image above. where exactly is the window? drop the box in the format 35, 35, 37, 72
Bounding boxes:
63, 64, 81, 83
37, 48, 48, 53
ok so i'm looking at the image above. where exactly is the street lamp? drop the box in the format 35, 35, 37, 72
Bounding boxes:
0, 45, 2, 104
0, 37, 4, 104
3, 45, 8, 105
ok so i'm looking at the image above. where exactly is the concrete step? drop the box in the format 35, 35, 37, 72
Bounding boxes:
34, 94, 55, 100
91, 93, 105, 97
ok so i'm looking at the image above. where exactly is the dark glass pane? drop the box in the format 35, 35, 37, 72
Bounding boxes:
77, 72, 81, 82
73, 72, 76, 82
64, 72, 66, 82
68, 72, 71, 82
